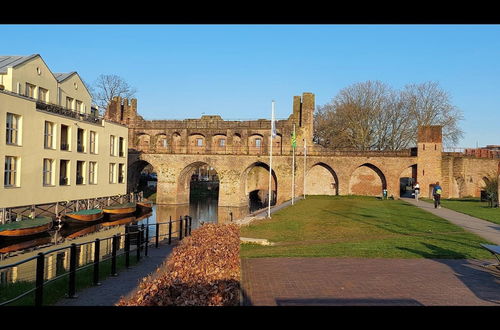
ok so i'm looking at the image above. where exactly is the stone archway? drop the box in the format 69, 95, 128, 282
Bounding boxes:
349, 163, 387, 197
177, 161, 220, 207
399, 164, 417, 198
127, 159, 157, 198
305, 162, 339, 196
241, 161, 278, 212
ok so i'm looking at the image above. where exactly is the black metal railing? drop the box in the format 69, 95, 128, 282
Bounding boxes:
0, 215, 193, 306
36, 100, 103, 126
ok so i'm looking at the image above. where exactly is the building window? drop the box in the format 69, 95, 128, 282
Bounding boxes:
118, 163, 125, 183
43, 158, 54, 186
76, 100, 83, 113
76, 161, 85, 185
89, 161, 97, 184
60, 124, 70, 151
219, 139, 226, 147
6, 113, 20, 145
110, 135, 116, 156
89, 131, 97, 154
109, 163, 116, 183
255, 138, 262, 148
59, 160, 69, 185
44, 121, 55, 149
4, 156, 18, 187
196, 138, 203, 147
66, 97, 73, 110
38, 87, 48, 102
25, 83, 36, 98
77, 128, 85, 153
119, 137, 125, 157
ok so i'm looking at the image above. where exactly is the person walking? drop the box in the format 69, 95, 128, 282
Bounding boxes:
432, 181, 443, 209
413, 181, 420, 201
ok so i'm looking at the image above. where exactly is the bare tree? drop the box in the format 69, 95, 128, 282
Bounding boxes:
314, 81, 463, 150
400, 81, 463, 147
91, 74, 137, 113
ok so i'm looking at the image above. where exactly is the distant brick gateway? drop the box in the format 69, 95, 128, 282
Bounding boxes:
105, 93, 499, 220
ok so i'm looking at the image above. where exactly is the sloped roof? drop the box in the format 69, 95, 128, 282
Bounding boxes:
53, 72, 77, 82
0, 54, 39, 73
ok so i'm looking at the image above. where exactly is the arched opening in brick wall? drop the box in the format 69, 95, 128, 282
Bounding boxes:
242, 162, 277, 213
155, 133, 168, 152
349, 163, 387, 197
135, 133, 151, 152
177, 161, 219, 224
188, 134, 206, 154
248, 134, 265, 155
171, 132, 182, 153
305, 163, 339, 196
128, 159, 157, 200
212, 134, 227, 154
399, 164, 417, 198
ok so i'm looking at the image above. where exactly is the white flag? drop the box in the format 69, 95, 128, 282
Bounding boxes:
271, 103, 276, 139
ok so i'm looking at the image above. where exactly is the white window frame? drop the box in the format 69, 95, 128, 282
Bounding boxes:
43, 158, 54, 186
89, 161, 97, 184
44, 121, 55, 149
4, 156, 19, 187
6, 113, 20, 145
109, 163, 116, 183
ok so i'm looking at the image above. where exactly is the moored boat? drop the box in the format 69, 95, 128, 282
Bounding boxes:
136, 201, 153, 212
64, 208, 104, 225
0, 216, 54, 239
102, 203, 137, 216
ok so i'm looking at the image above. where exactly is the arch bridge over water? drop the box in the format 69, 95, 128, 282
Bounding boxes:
105, 93, 499, 222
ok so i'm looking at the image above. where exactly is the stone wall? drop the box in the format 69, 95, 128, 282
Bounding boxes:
115, 94, 498, 210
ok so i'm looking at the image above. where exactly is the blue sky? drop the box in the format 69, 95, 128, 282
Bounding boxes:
1, 24, 499, 147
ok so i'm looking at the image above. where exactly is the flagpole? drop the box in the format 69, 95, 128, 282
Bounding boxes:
292, 123, 295, 205
303, 138, 307, 199
268, 101, 275, 218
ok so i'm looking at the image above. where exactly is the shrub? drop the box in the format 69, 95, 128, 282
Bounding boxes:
117, 223, 240, 306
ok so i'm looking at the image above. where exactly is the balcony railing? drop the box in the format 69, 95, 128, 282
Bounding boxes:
36, 100, 103, 125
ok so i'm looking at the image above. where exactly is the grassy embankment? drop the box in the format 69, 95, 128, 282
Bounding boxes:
240, 195, 494, 259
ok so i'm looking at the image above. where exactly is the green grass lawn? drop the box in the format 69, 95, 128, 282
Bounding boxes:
240, 195, 494, 259
421, 197, 500, 225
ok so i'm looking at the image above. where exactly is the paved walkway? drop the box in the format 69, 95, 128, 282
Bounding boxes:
240, 197, 500, 306
54, 241, 176, 306
401, 197, 500, 245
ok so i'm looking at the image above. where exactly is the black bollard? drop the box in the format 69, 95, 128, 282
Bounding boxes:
179, 216, 183, 241
68, 243, 78, 298
111, 235, 118, 276
155, 223, 160, 248
168, 219, 172, 245
143, 224, 149, 257
136, 226, 142, 262
184, 216, 188, 237
125, 226, 130, 268
93, 238, 101, 286
35, 252, 45, 306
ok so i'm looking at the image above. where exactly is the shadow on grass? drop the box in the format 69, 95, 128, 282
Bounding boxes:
397, 243, 500, 305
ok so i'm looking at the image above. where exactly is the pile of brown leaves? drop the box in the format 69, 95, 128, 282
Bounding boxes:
116, 223, 241, 306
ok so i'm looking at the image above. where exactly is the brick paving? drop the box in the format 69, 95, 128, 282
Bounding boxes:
240, 257, 500, 306
240, 197, 500, 306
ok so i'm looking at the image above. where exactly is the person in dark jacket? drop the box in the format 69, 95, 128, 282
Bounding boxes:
432, 182, 443, 209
